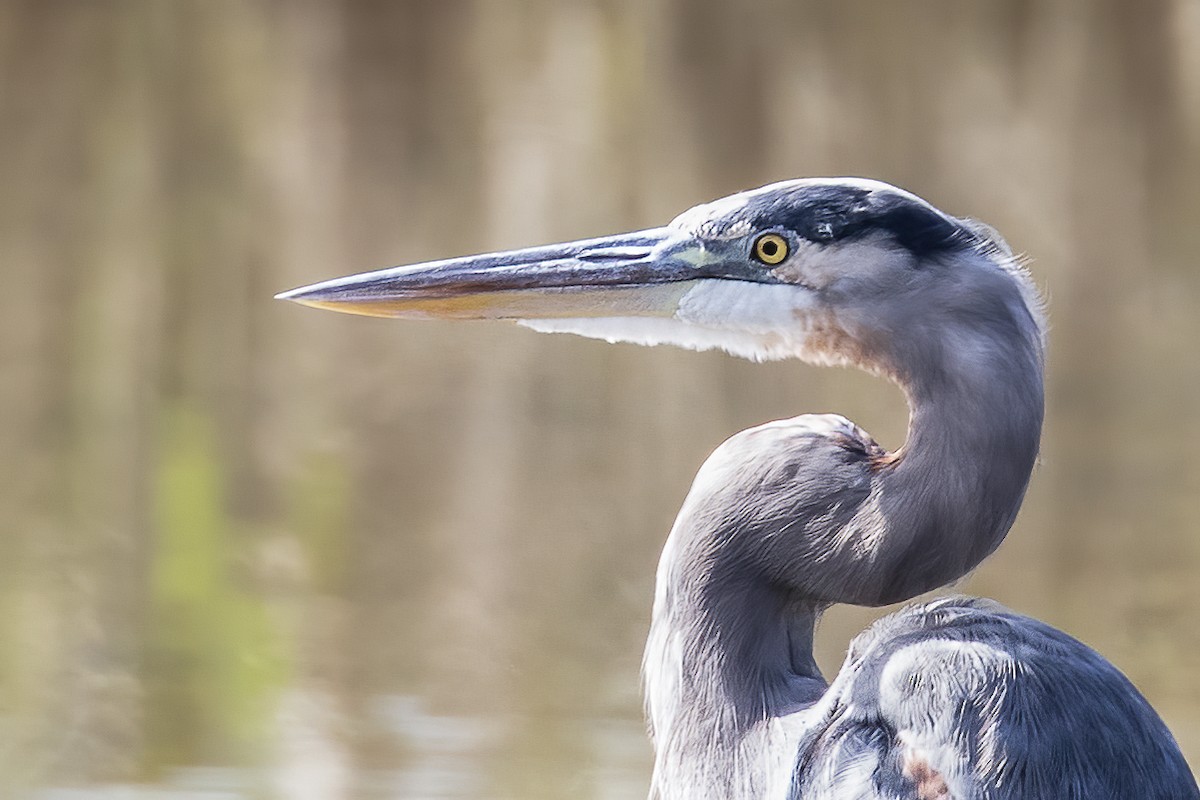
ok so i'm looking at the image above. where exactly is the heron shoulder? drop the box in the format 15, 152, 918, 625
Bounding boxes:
795, 596, 1200, 799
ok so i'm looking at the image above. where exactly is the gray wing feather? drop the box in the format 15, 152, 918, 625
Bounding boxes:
792, 596, 1199, 799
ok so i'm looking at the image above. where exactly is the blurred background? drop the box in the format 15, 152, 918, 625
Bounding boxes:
2, 1, 1199, 797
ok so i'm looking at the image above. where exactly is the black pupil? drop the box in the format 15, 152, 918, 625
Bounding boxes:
761, 240, 778, 256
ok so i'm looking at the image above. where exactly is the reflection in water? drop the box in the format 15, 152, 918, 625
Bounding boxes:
33, 697, 648, 800
375, 694, 499, 798
1, 0, 1198, 796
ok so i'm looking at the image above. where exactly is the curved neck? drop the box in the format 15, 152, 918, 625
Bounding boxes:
644, 306, 1044, 799
865, 314, 1044, 603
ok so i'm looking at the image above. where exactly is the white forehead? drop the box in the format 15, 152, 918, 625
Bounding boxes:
752, 176, 911, 196
669, 192, 755, 239
667, 177, 929, 238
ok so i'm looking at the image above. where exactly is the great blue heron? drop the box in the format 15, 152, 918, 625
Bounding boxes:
278, 178, 1198, 798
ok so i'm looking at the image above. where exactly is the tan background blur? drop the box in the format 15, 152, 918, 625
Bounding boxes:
2, 1, 1199, 797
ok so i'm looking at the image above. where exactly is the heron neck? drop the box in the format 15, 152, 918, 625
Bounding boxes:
645, 294, 1045, 797
644, 570, 825, 799
867, 322, 1044, 603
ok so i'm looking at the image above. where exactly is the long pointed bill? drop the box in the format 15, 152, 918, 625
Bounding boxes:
275, 227, 725, 321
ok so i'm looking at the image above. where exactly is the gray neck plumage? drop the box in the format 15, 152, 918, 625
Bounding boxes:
644, 275, 1044, 799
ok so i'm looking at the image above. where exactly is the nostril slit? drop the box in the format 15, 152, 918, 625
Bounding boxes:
576, 247, 655, 263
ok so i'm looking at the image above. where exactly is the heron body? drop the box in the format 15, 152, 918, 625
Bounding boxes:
279, 178, 1198, 798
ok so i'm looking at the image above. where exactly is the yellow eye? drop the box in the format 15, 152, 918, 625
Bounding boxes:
753, 233, 789, 265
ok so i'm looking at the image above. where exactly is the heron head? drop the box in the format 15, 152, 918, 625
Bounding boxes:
277, 178, 1042, 371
